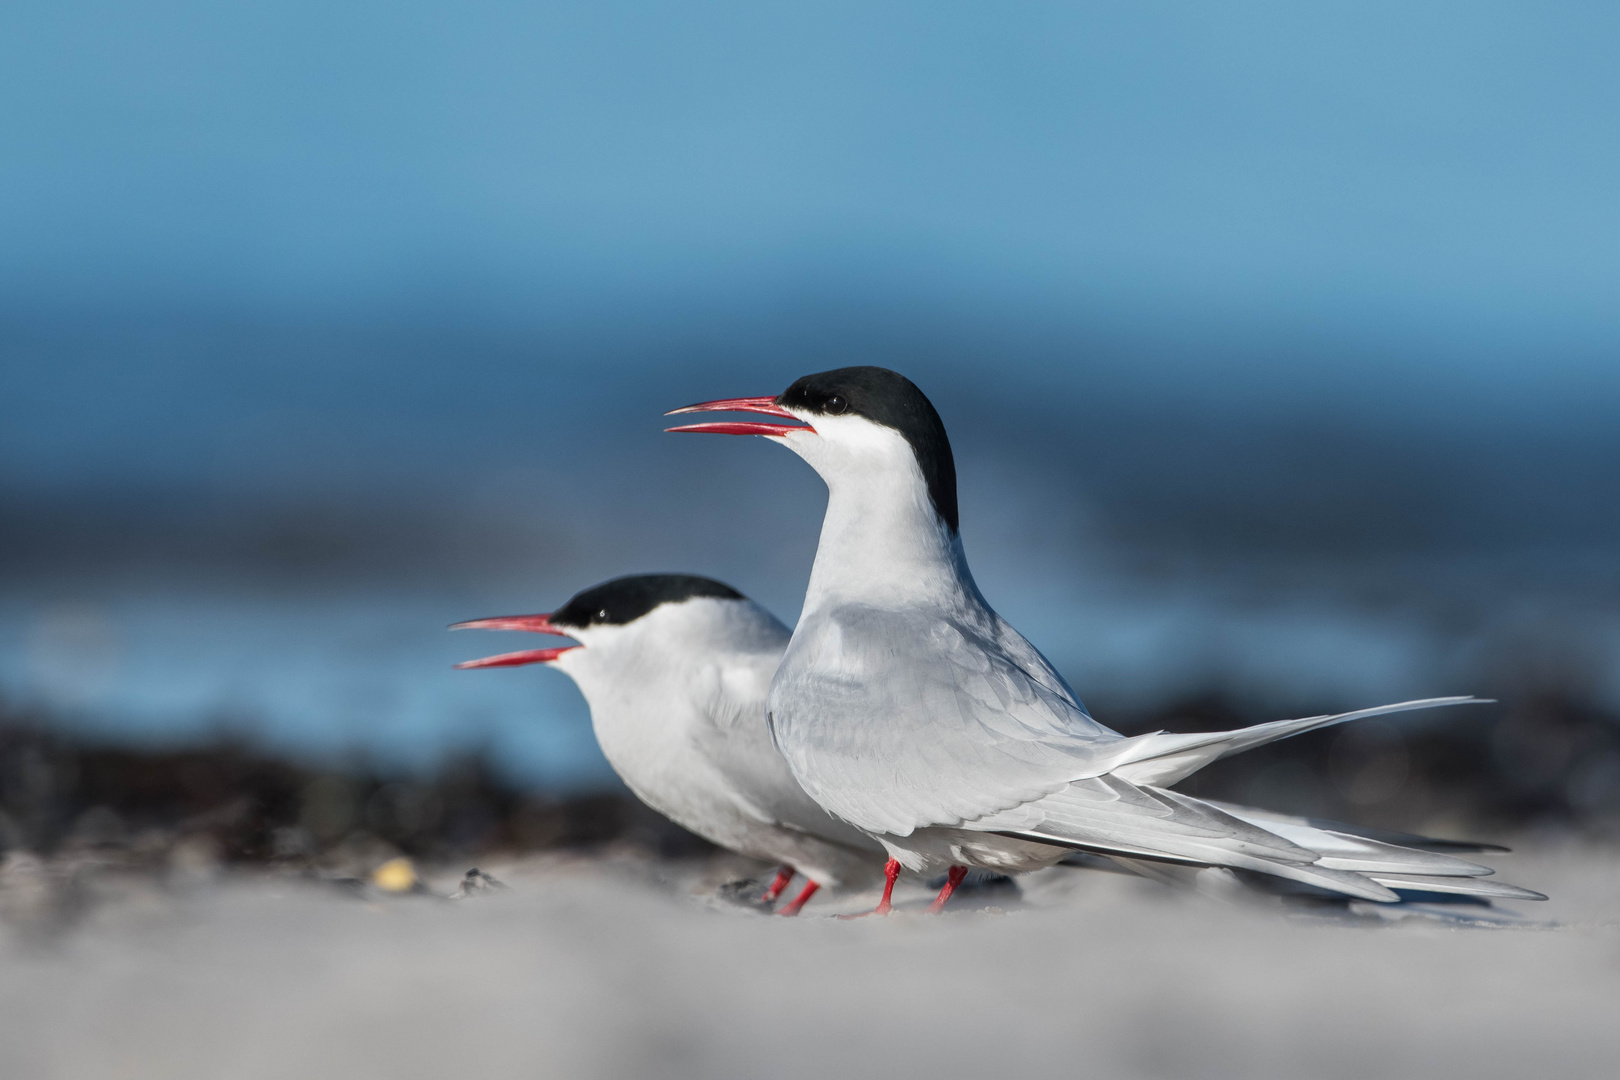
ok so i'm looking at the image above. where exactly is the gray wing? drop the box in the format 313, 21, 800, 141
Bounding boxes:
768, 602, 1125, 835
687, 644, 881, 856
1201, 799, 1510, 854
977, 777, 1547, 903
1106, 697, 1487, 787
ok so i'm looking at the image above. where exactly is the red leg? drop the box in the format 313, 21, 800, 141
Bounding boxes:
776, 880, 820, 916
761, 865, 795, 906
839, 859, 901, 919
927, 865, 968, 913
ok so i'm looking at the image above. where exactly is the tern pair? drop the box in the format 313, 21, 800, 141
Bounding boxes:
456, 367, 1543, 915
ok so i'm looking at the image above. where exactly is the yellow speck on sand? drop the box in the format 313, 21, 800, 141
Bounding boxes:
371, 857, 418, 893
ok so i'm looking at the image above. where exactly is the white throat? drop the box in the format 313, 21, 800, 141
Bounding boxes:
779, 415, 974, 614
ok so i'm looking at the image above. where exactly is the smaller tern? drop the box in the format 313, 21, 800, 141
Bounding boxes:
453, 574, 882, 914
669, 367, 1546, 914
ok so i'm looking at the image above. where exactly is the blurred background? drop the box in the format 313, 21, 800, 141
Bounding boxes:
3, 1, 1619, 862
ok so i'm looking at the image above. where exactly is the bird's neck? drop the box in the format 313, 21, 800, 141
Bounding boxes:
801, 467, 977, 615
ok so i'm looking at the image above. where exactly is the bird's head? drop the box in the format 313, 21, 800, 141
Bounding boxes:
451, 574, 779, 693
666, 366, 958, 535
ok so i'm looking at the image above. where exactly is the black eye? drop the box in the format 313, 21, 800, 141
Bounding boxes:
597, 608, 609, 620
825, 394, 848, 415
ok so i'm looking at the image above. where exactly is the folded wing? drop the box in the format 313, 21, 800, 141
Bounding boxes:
772, 602, 1496, 844
769, 603, 1125, 834
974, 775, 1545, 903
1105, 697, 1488, 787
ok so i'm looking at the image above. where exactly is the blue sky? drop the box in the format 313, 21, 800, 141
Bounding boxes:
4, 2, 1617, 332
2, 1, 1618, 500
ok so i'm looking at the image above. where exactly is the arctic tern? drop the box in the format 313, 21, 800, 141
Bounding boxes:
669, 366, 1544, 914
452, 574, 882, 914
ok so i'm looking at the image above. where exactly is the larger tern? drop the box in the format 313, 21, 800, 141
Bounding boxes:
452, 574, 882, 914
669, 367, 1544, 914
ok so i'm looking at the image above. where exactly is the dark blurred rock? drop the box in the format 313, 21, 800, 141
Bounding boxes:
0, 698, 716, 887
0, 665, 1614, 927
448, 867, 508, 899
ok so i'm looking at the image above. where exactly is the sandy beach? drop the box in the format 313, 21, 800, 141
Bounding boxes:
2, 843, 1615, 1080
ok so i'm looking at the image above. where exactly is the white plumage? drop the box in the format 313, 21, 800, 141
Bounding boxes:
454, 576, 882, 910
671, 367, 1544, 909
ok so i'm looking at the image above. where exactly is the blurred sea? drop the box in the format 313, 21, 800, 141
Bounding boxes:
6, 564, 1620, 790
5, 317, 1620, 797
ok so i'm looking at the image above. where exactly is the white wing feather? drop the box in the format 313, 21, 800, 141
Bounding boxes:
769, 602, 1119, 834
770, 601, 1487, 839
687, 648, 878, 855
1106, 697, 1487, 787
973, 776, 1543, 903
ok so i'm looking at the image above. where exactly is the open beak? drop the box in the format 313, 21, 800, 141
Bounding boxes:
664, 396, 812, 437
450, 613, 582, 669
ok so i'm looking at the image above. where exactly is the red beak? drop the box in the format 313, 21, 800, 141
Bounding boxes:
450, 613, 581, 668
664, 396, 812, 437
454, 646, 579, 669
450, 614, 568, 635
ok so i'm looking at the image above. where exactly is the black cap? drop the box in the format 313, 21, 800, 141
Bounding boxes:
776, 366, 958, 533
549, 574, 746, 629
